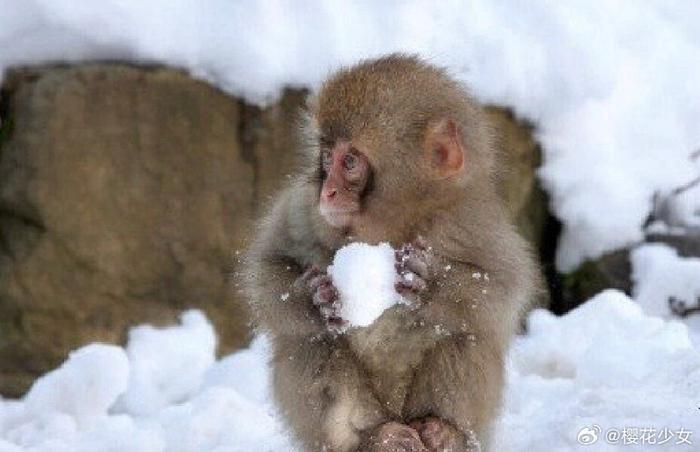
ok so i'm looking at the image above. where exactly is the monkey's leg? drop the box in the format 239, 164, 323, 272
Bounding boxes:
272, 335, 393, 452
403, 334, 505, 452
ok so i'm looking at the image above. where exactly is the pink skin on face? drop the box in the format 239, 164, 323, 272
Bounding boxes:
319, 141, 370, 228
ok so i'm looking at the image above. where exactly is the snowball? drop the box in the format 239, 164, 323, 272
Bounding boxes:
115, 310, 217, 416
327, 242, 403, 328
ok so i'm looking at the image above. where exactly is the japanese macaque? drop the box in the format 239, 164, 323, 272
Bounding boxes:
243, 55, 538, 452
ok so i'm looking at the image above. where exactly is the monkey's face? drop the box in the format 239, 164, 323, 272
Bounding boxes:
318, 139, 372, 229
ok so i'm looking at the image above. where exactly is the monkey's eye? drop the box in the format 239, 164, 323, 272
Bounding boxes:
343, 153, 357, 171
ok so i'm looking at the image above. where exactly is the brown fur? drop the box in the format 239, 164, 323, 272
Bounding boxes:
243, 54, 538, 452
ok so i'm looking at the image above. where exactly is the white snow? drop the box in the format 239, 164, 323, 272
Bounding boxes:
495, 290, 700, 451
24, 345, 128, 426
327, 242, 403, 328
0, 316, 293, 452
631, 243, 700, 345
114, 310, 216, 416
0, 0, 700, 270
1, 1, 699, 269
3, 292, 699, 451
1, 2, 700, 451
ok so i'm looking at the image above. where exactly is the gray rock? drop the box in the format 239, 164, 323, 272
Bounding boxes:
0, 65, 256, 396
0, 65, 549, 396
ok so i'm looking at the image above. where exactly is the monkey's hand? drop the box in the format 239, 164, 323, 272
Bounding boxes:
395, 237, 433, 305
298, 266, 348, 334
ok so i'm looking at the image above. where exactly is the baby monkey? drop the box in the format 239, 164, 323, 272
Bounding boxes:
244, 55, 538, 451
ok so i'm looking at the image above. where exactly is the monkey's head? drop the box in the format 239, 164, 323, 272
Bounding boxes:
304, 54, 493, 241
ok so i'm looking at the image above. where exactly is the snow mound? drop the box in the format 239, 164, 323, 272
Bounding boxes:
0, 314, 294, 452
631, 243, 700, 345
2, 293, 700, 451
327, 242, 403, 328
25, 344, 129, 425
115, 310, 216, 416
496, 290, 700, 451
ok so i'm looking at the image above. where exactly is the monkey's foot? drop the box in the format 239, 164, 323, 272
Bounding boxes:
409, 417, 463, 452
365, 422, 428, 452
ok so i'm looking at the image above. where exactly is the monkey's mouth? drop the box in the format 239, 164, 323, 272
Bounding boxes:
319, 206, 358, 228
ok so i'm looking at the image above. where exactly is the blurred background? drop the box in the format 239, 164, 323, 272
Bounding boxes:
0, 0, 698, 401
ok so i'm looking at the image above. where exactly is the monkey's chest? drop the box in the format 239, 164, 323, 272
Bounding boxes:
346, 308, 438, 417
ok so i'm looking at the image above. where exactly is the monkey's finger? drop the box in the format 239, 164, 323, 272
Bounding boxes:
395, 282, 424, 306
397, 273, 427, 292
325, 316, 348, 335
395, 247, 410, 263
404, 256, 429, 280
327, 316, 347, 327
313, 284, 338, 306
309, 274, 333, 292
304, 265, 321, 277
319, 304, 336, 318
299, 265, 322, 285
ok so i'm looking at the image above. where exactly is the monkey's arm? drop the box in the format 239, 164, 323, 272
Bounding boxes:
402, 332, 505, 451
420, 259, 524, 336
244, 192, 328, 337
402, 250, 531, 449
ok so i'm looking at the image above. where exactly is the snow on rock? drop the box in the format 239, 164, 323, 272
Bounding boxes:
496, 290, 700, 451
115, 310, 217, 417
631, 243, 700, 345
2, 1, 699, 269
327, 242, 404, 328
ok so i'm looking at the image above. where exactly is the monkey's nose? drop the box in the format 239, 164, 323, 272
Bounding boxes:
325, 188, 337, 199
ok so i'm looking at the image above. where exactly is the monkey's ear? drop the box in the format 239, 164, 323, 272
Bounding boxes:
425, 119, 465, 179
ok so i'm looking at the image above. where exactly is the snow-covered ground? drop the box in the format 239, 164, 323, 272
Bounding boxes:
1, 0, 699, 269
2, 242, 699, 451
2, 284, 699, 451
